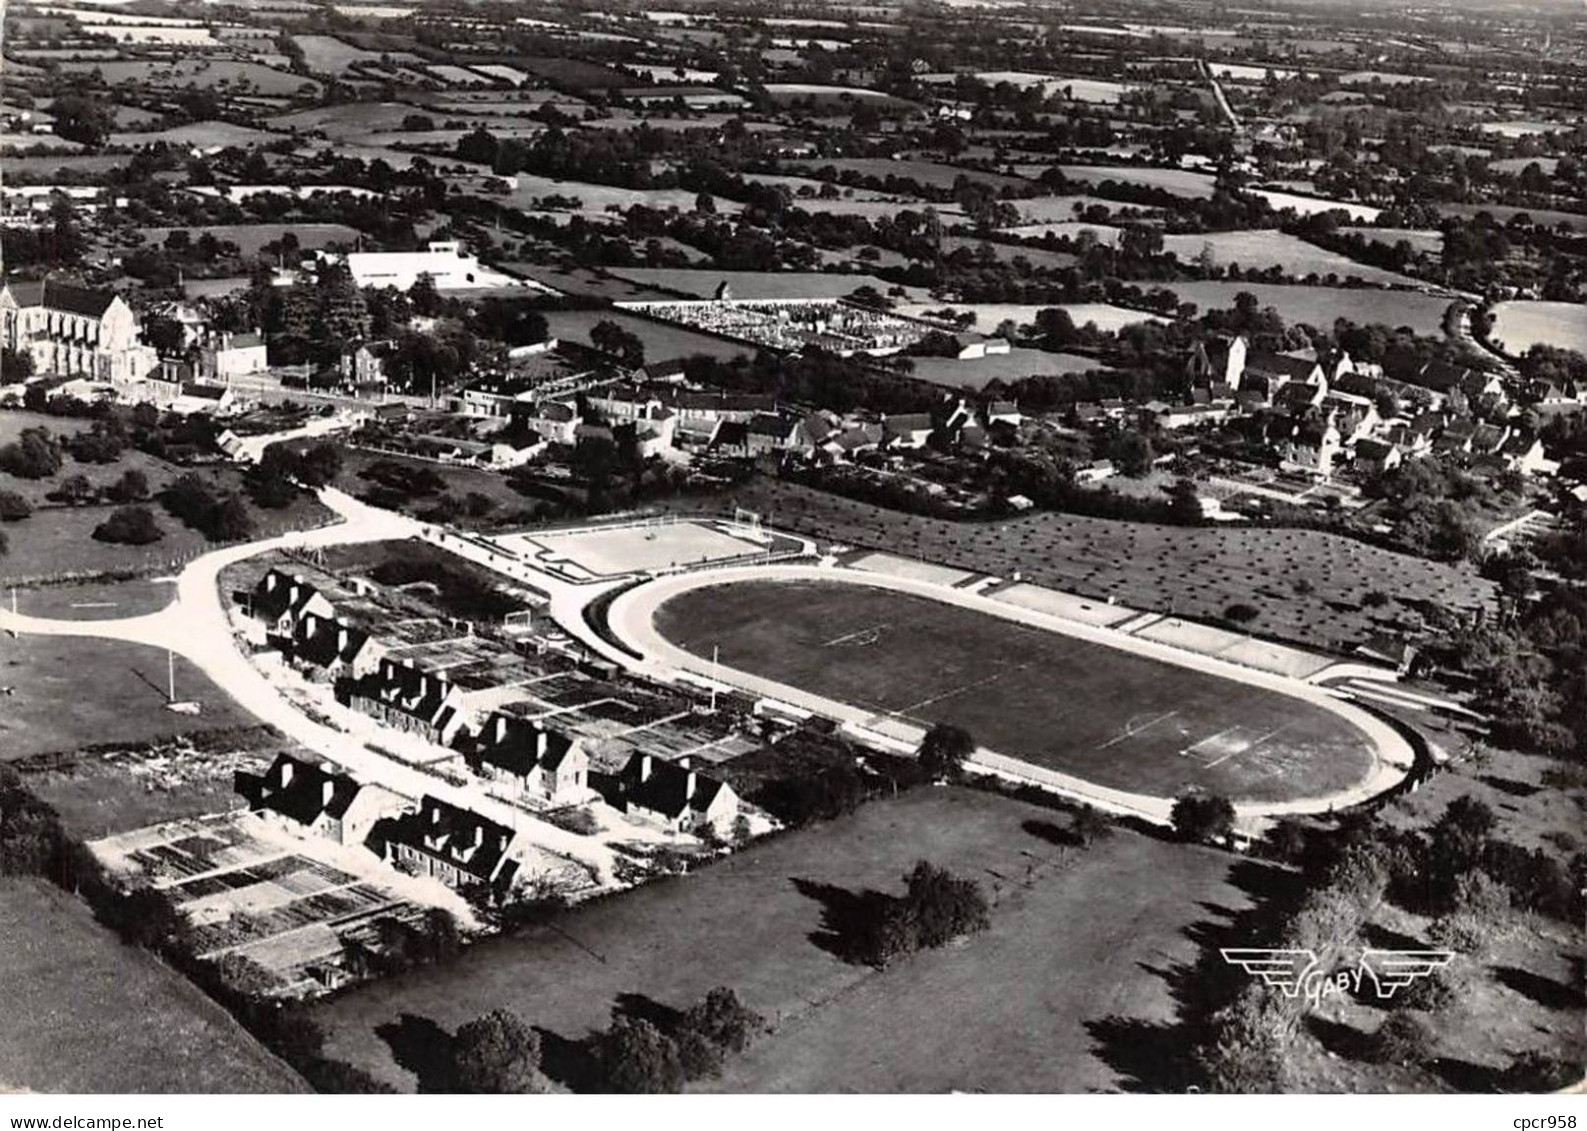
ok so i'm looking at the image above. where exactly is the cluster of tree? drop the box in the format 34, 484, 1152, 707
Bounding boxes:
159, 473, 255, 543
1169, 793, 1237, 845
0, 427, 63, 480
1361, 460, 1505, 562
594, 987, 767, 1093
342, 909, 462, 980
246, 441, 342, 509
92, 505, 163, 545
832, 860, 993, 969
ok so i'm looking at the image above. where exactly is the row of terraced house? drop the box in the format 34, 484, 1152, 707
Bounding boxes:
238, 567, 739, 896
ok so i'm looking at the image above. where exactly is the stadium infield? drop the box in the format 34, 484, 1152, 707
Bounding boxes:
650, 577, 1378, 806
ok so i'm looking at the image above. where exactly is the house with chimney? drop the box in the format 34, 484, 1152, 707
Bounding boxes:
286, 612, 385, 680
344, 659, 466, 746
596, 753, 738, 833
238, 753, 406, 848
379, 795, 521, 894
465, 713, 589, 805
247, 569, 336, 645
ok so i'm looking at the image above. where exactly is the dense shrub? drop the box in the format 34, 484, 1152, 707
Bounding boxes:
93, 506, 163, 545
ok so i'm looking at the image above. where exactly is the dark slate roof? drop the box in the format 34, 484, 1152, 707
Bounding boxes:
745, 412, 789, 438
40, 282, 118, 317
387, 795, 518, 888
349, 659, 454, 724
1245, 350, 1320, 382
467, 712, 579, 775
251, 568, 322, 624
711, 420, 749, 449
253, 753, 363, 826
605, 755, 727, 820
289, 613, 372, 669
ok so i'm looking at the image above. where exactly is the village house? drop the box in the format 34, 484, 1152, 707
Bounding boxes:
344, 658, 467, 746
203, 332, 268, 381
464, 712, 590, 805
524, 400, 579, 445
881, 411, 934, 449
379, 794, 521, 893
239, 753, 406, 849
285, 612, 385, 681
247, 569, 336, 645
745, 412, 795, 456
1352, 437, 1403, 475
597, 753, 739, 834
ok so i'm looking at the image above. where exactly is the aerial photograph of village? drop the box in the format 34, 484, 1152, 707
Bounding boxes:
0, 0, 1580, 1104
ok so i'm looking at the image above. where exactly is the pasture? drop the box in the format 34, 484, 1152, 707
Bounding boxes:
655, 579, 1376, 803
290, 34, 391, 74
907, 348, 1104, 390
1249, 188, 1381, 223
1160, 230, 1418, 285
542, 308, 751, 363
1338, 227, 1443, 255
661, 477, 1495, 653
793, 157, 1027, 192
1489, 300, 1587, 356
57, 59, 320, 97
312, 786, 1247, 1092
604, 268, 912, 301
0, 879, 308, 1093
1059, 164, 1216, 199
0, 635, 255, 760
139, 223, 359, 256
1144, 281, 1453, 335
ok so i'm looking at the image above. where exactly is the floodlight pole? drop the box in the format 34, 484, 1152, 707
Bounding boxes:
710, 644, 719, 712
167, 649, 176, 703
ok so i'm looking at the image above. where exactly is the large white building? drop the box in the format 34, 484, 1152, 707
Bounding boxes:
340, 240, 532, 291
0, 281, 157, 383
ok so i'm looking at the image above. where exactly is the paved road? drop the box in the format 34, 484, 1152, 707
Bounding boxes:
0, 488, 618, 882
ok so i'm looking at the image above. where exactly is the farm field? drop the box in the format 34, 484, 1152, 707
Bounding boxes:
792, 157, 1027, 192
655, 579, 1376, 802
1250, 188, 1381, 222
661, 477, 1495, 653
312, 786, 1247, 1092
1013, 193, 1152, 222
1489, 300, 1587, 356
1160, 230, 1418, 285
0, 633, 256, 760
139, 223, 360, 256
56, 59, 320, 97
542, 308, 751, 364
740, 172, 907, 201
605, 268, 915, 301
0, 879, 308, 1094
940, 235, 1078, 269
501, 174, 739, 216
964, 72, 1133, 103
896, 301, 1164, 335
291, 34, 389, 73
1142, 281, 1454, 335
907, 347, 1104, 390
1001, 219, 1125, 246
1339, 227, 1444, 255
109, 121, 277, 148
1059, 164, 1216, 199
788, 198, 963, 220
1436, 202, 1586, 230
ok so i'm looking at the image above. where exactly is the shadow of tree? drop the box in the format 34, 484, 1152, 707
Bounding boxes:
790, 876, 895, 965
613, 990, 685, 1035
1479, 775, 1540, 799
1491, 965, 1585, 1011
374, 1012, 456, 1093
1022, 818, 1080, 848
1429, 1056, 1505, 1092
533, 1026, 604, 1094
1306, 1015, 1376, 1063
1084, 1016, 1193, 1093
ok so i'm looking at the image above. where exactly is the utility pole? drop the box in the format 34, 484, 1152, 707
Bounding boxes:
167, 649, 176, 703
710, 644, 719, 712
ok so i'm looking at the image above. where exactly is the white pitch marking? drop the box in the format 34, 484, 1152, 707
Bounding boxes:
1204, 724, 1289, 768
1098, 709, 1180, 749
1180, 724, 1243, 762
822, 623, 888, 647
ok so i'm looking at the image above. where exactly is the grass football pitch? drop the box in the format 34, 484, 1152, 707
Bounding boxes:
654, 579, 1377, 804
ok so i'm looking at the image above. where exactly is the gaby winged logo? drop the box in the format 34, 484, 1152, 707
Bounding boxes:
1221, 947, 1455, 1007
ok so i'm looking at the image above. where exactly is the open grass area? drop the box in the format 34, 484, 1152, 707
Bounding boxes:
1142, 281, 1454, 335
12, 578, 175, 620
792, 157, 1027, 192
655, 579, 1375, 803
0, 878, 308, 1093
907, 347, 1104, 390
543, 308, 752, 364
0, 636, 256, 760
139, 223, 360, 256
661, 477, 1495, 654
312, 786, 1246, 1092
57, 59, 319, 97
1059, 164, 1216, 199
1160, 230, 1419, 285
16, 727, 280, 838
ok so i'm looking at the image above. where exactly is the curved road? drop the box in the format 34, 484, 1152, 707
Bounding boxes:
0, 488, 617, 882
604, 563, 1417, 828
